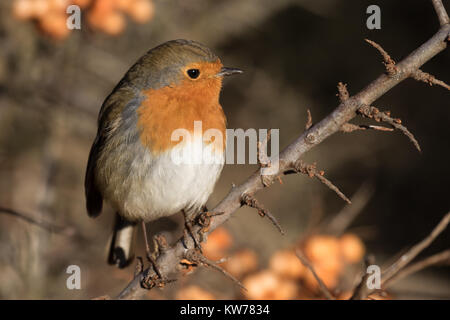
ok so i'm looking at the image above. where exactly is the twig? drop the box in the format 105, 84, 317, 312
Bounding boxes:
350, 255, 375, 300
337, 82, 349, 102
305, 109, 313, 130
291, 160, 351, 204
116, 2, 450, 299
257, 129, 272, 168
365, 39, 399, 75
357, 105, 422, 152
241, 193, 284, 234
381, 212, 450, 285
350, 212, 450, 299
383, 249, 450, 287
325, 182, 374, 236
296, 249, 335, 300
185, 249, 246, 291
412, 69, 450, 91
432, 0, 450, 26
340, 123, 394, 132
0, 206, 73, 235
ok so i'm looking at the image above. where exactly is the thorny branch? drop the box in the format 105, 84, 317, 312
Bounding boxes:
116, 1, 450, 299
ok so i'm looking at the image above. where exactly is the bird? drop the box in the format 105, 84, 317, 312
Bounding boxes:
84, 39, 242, 269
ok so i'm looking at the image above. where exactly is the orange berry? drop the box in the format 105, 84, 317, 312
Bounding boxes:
337, 291, 352, 300
304, 235, 341, 264
269, 249, 305, 279
32, 0, 50, 17
339, 233, 365, 263
38, 12, 71, 40
90, 0, 116, 17
98, 11, 126, 35
115, 0, 132, 11
175, 285, 215, 300
223, 249, 258, 278
73, 0, 92, 8
12, 0, 34, 20
48, 0, 68, 12
304, 265, 339, 292
203, 227, 232, 261
127, 0, 154, 23
243, 270, 298, 300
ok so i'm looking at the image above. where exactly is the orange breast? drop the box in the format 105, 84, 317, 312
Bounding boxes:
137, 76, 226, 155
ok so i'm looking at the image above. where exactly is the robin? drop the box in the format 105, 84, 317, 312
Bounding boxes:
84, 39, 242, 269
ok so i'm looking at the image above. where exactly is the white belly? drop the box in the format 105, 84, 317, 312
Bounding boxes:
118, 141, 224, 222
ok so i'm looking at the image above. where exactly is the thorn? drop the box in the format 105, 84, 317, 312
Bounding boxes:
365, 39, 398, 76
357, 105, 421, 152
277, 176, 283, 184
257, 129, 272, 168
337, 82, 349, 102
340, 123, 394, 132
241, 193, 284, 235
412, 69, 450, 91
292, 160, 351, 204
185, 249, 247, 291
305, 109, 313, 130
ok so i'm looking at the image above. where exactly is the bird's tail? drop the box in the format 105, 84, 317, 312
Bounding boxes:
107, 213, 137, 268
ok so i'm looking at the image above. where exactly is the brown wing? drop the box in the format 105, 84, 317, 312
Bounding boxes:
84, 85, 142, 217
85, 133, 104, 217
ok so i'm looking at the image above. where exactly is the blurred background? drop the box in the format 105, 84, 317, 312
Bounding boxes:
0, 0, 449, 299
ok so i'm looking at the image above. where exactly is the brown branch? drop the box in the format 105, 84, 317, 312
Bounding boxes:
412, 69, 450, 90
116, 2, 450, 299
296, 249, 335, 300
432, 0, 450, 26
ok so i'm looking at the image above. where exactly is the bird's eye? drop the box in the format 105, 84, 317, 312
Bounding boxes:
187, 69, 200, 79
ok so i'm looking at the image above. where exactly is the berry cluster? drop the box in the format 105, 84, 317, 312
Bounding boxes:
12, 0, 154, 40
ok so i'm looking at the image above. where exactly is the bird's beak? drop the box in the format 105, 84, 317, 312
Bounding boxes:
216, 67, 243, 77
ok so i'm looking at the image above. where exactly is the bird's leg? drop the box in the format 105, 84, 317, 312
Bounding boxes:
182, 210, 202, 251
138, 231, 175, 290
141, 221, 162, 278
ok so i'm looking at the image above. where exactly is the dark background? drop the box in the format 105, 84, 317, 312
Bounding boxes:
0, 0, 448, 299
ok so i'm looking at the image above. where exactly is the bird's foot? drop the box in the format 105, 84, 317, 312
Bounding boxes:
140, 270, 176, 290
197, 210, 225, 234
182, 210, 204, 251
